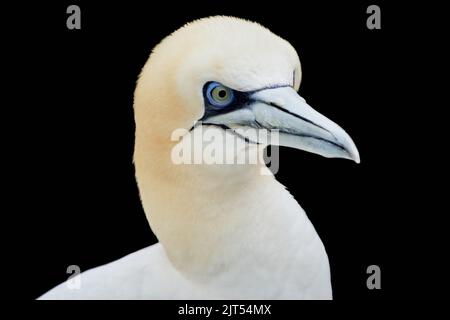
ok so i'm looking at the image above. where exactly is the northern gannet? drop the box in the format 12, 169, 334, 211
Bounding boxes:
39, 16, 359, 300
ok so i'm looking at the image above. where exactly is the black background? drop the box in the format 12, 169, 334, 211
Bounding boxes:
5, 1, 447, 301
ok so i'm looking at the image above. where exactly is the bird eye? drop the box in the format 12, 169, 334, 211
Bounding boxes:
206, 82, 234, 108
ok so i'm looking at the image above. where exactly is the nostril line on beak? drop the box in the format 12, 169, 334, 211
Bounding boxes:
255, 99, 331, 134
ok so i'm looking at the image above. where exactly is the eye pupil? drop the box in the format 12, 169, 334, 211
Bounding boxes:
218, 89, 227, 98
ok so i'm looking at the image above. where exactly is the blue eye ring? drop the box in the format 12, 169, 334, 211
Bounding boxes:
205, 82, 234, 108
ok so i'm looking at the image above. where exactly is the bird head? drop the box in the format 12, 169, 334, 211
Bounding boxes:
134, 16, 359, 177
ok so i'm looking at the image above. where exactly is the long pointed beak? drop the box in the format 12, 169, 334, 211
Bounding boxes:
202, 86, 360, 163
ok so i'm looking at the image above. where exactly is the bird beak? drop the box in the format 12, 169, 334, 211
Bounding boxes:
202, 86, 360, 163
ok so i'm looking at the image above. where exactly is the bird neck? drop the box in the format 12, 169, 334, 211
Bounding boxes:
134, 137, 312, 279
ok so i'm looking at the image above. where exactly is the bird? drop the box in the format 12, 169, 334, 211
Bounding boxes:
39, 16, 359, 300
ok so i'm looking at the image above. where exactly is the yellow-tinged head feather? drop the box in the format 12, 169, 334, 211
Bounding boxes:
134, 16, 301, 140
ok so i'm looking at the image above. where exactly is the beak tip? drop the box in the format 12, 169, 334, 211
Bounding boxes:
342, 138, 360, 164
349, 148, 360, 164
